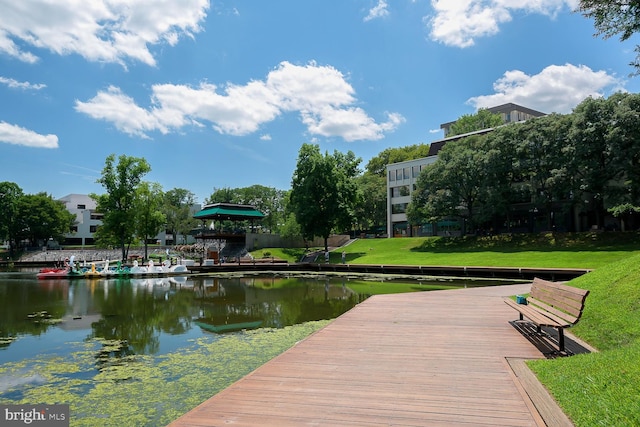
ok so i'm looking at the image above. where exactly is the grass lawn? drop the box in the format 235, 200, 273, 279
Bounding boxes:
340, 232, 640, 269
252, 231, 640, 269
251, 247, 310, 263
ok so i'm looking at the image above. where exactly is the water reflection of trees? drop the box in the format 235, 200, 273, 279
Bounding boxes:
0, 275, 367, 360
0, 278, 68, 346
193, 277, 363, 330
89, 281, 195, 359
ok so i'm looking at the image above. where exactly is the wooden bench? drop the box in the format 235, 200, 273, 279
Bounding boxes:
504, 278, 589, 353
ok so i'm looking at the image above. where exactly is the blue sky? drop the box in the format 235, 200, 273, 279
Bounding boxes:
1, 0, 638, 205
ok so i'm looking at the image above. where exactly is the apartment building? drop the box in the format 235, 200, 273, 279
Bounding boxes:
59, 194, 199, 246
58, 194, 102, 246
386, 129, 495, 237
387, 104, 546, 238
440, 103, 545, 138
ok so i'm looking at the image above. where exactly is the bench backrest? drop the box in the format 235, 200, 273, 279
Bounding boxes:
528, 278, 590, 326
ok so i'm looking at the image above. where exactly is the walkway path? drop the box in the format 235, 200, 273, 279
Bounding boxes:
168, 284, 572, 426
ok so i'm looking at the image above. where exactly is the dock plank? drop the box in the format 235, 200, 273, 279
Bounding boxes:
169, 284, 559, 426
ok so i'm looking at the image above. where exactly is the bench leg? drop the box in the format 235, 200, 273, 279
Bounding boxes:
519, 313, 523, 321
558, 328, 565, 352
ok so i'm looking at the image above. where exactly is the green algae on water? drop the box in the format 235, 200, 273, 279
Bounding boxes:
0, 320, 330, 427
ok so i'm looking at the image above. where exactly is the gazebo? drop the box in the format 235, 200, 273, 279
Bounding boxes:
193, 203, 265, 262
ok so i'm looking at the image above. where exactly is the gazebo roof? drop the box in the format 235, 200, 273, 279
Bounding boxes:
193, 203, 265, 221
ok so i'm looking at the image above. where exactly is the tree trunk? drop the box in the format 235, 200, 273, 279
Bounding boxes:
120, 240, 126, 263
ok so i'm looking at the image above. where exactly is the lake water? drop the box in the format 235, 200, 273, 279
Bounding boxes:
0, 271, 496, 426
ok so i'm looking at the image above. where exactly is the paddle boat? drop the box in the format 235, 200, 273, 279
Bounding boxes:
91, 259, 129, 277
161, 259, 190, 274
146, 259, 165, 274
37, 256, 84, 279
129, 260, 148, 275
37, 267, 84, 279
37, 256, 190, 279
107, 260, 130, 276
129, 259, 190, 275
83, 263, 102, 278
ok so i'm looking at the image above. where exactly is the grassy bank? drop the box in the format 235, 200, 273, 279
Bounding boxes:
253, 231, 640, 269
527, 254, 640, 426
342, 232, 640, 269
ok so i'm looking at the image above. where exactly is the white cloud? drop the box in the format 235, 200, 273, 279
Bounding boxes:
75, 86, 161, 138
467, 63, 621, 114
0, 31, 39, 63
364, 0, 390, 22
428, 0, 578, 47
0, 76, 46, 90
0, 121, 58, 148
75, 61, 404, 141
0, 0, 209, 66
302, 108, 405, 142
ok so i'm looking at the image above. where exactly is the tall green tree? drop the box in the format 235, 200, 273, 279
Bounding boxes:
515, 114, 574, 230
579, 0, 640, 73
608, 93, 640, 213
15, 193, 75, 247
279, 213, 302, 239
448, 108, 503, 137
353, 173, 387, 233
478, 126, 523, 232
365, 144, 431, 177
0, 182, 23, 254
93, 154, 151, 261
585, 92, 640, 229
332, 150, 361, 233
163, 188, 197, 245
235, 185, 285, 233
207, 187, 238, 204
134, 182, 166, 261
408, 135, 489, 234
290, 143, 361, 251
567, 96, 622, 228
279, 191, 301, 239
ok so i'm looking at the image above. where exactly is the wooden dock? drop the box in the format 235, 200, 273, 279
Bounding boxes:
168, 284, 573, 426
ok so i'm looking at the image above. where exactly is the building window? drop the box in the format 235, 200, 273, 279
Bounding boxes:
389, 170, 395, 182
412, 166, 420, 178
395, 169, 402, 180
392, 203, 408, 214
403, 167, 410, 180
391, 186, 410, 198
70, 226, 78, 233
89, 225, 97, 233
77, 204, 86, 209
